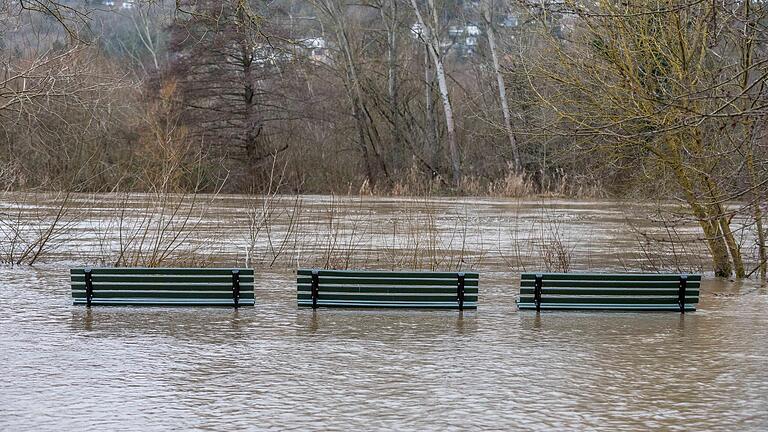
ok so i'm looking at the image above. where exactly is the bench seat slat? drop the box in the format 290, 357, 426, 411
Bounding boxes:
71, 268, 254, 276
297, 269, 480, 278
297, 269, 479, 279
298, 293, 478, 302
296, 277, 477, 286
521, 273, 701, 281
71, 275, 255, 284
520, 280, 699, 289
518, 302, 696, 311
73, 298, 256, 306
298, 300, 478, 309
518, 296, 698, 304
73, 291, 254, 299
297, 285, 477, 294
71, 283, 254, 291
519, 288, 699, 296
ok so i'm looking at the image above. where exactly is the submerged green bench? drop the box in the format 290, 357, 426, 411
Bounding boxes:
517, 272, 700, 312
297, 269, 478, 309
71, 268, 255, 307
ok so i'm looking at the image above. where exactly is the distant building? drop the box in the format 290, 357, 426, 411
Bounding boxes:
252, 37, 333, 67
500, 14, 519, 28
101, 0, 135, 9
448, 25, 464, 38
443, 23, 481, 56
253, 44, 292, 67
300, 37, 331, 64
410, 22, 426, 39
465, 24, 481, 37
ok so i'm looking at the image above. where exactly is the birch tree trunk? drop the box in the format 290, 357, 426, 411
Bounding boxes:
483, 0, 521, 173
410, 0, 461, 187
424, 44, 439, 174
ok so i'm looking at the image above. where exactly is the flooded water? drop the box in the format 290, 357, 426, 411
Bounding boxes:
0, 193, 730, 271
1, 194, 767, 430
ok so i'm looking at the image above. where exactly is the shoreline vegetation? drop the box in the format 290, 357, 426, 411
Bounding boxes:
1, 1, 766, 280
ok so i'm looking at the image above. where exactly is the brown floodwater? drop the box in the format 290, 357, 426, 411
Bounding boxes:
0, 194, 767, 430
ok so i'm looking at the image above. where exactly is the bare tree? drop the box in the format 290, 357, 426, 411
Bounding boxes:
167, 0, 287, 189
522, 0, 768, 277
482, 0, 521, 173
409, 0, 461, 187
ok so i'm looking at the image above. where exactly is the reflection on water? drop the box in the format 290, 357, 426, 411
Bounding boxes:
0, 268, 767, 431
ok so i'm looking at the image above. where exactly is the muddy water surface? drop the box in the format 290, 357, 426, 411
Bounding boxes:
1, 195, 767, 430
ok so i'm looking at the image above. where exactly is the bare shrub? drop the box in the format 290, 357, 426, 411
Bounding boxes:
626, 204, 710, 274
378, 196, 484, 271
313, 195, 372, 270
0, 191, 77, 265
245, 157, 304, 268
498, 202, 575, 273
536, 207, 573, 272
88, 190, 219, 267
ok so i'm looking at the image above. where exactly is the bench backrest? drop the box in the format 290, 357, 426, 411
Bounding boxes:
518, 272, 700, 311
71, 268, 255, 307
297, 269, 478, 309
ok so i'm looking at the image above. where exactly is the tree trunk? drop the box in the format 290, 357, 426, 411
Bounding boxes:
668, 136, 734, 277
324, 0, 388, 186
483, 0, 521, 172
748, 152, 767, 280
755, 203, 767, 281
410, 0, 461, 187
431, 51, 460, 187
718, 215, 745, 278
740, 2, 765, 281
381, 0, 401, 171
705, 221, 734, 278
704, 177, 745, 278
240, 46, 258, 165
424, 44, 439, 174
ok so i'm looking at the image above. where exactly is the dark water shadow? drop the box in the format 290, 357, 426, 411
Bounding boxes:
69, 306, 252, 343
295, 307, 479, 339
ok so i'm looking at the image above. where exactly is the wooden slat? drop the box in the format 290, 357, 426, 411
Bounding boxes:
519, 288, 699, 296
71, 275, 254, 284
71, 268, 254, 275
297, 293, 478, 301
519, 280, 699, 289
296, 276, 477, 286
73, 291, 254, 299
517, 302, 696, 311
298, 300, 478, 309
73, 298, 256, 306
296, 285, 477, 294
71, 283, 254, 291
297, 269, 479, 279
518, 296, 698, 304
521, 272, 701, 281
